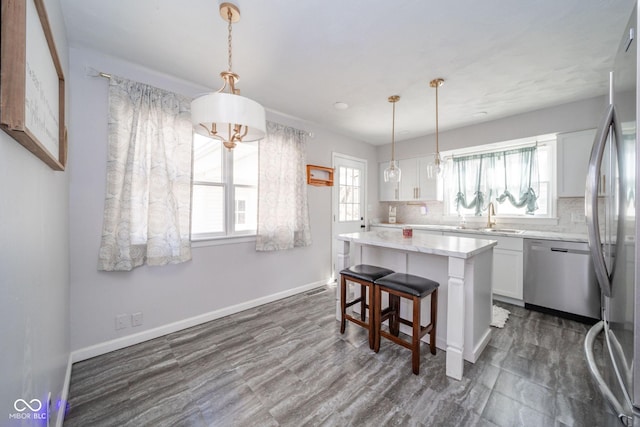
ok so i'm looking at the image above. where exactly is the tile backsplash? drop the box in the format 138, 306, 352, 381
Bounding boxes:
375, 198, 590, 234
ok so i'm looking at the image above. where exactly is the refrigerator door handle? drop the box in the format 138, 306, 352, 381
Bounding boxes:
585, 321, 632, 426
585, 103, 621, 297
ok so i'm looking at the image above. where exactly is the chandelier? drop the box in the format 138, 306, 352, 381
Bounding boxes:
429, 78, 445, 177
191, 2, 266, 150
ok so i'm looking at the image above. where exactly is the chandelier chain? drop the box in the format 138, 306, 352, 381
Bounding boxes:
227, 8, 233, 72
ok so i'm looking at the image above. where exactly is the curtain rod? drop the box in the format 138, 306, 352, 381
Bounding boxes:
85, 66, 111, 79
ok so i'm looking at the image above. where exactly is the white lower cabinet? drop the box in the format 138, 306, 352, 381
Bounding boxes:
443, 232, 524, 301
492, 247, 523, 300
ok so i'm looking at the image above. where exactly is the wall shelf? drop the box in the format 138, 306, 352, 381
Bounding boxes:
306, 164, 334, 186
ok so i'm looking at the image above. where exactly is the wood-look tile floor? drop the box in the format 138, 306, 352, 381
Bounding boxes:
63, 286, 614, 426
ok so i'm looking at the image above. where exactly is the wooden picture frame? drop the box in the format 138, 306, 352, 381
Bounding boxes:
306, 164, 334, 186
0, 0, 67, 171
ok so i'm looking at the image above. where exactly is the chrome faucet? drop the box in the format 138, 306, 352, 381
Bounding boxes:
487, 202, 496, 228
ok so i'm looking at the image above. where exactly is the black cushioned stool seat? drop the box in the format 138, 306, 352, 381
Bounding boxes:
340, 264, 395, 349
374, 272, 439, 375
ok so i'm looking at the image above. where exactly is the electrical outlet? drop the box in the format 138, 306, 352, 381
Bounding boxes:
131, 312, 143, 327
115, 314, 129, 330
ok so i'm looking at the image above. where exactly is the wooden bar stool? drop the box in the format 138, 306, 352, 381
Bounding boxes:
373, 272, 439, 374
340, 264, 394, 349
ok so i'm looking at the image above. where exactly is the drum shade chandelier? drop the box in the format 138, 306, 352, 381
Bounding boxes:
191, 2, 266, 150
384, 95, 402, 183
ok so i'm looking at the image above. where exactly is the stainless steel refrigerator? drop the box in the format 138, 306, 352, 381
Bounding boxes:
584, 4, 639, 426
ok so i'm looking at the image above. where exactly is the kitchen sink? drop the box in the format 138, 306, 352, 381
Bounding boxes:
481, 228, 524, 234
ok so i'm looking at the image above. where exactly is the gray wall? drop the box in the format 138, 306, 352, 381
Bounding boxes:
0, 0, 70, 423
377, 94, 611, 161
67, 47, 378, 354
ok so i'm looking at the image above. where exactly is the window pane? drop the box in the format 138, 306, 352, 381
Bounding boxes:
234, 186, 257, 232
353, 204, 360, 221
191, 185, 224, 234
193, 134, 223, 182
233, 141, 258, 186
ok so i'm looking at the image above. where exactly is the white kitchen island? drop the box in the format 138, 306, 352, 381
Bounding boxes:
336, 230, 496, 380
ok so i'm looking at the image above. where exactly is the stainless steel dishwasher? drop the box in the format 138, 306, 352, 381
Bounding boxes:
523, 239, 600, 322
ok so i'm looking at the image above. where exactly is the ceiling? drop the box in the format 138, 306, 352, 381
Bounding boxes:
59, 0, 634, 145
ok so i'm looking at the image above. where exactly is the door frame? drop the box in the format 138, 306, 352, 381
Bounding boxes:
331, 152, 368, 281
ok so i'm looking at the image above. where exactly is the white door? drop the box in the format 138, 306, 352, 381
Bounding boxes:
332, 153, 367, 280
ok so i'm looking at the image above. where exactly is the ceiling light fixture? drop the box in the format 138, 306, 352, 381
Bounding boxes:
190, 2, 266, 150
429, 78, 445, 177
384, 95, 401, 183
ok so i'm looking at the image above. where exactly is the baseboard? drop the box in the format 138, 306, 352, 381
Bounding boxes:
55, 354, 73, 427
493, 294, 524, 307
466, 327, 492, 363
71, 279, 329, 364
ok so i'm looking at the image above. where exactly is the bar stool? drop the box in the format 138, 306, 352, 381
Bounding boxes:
340, 264, 395, 349
373, 272, 439, 375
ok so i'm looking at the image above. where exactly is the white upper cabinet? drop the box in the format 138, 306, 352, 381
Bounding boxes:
399, 158, 419, 200
379, 157, 439, 202
557, 129, 596, 197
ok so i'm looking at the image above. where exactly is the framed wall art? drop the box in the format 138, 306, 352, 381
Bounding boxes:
1, 0, 67, 171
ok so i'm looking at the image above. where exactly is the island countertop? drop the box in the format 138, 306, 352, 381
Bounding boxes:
337, 230, 497, 259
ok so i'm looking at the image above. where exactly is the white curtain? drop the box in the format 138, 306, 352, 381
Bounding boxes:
98, 76, 193, 271
256, 122, 312, 251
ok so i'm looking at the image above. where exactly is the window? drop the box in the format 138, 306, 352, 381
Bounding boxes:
443, 135, 556, 218
191, 134, 258, 239
338, 166, 362, 222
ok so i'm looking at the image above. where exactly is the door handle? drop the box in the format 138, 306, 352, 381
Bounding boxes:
586, 102, 622, 297
584, 321, 632, 425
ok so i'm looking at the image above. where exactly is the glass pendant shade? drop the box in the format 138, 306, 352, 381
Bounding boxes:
384, 160, 401, 183
426, 152, 442, 179
191, 92, 266, 142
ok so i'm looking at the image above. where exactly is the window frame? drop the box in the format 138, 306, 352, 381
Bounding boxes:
191, 135, 258, 242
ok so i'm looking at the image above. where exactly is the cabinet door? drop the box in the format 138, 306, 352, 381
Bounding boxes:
379, 162, 399, 201
398, 158, 419, 200
417, 157, 438, 200
492, 248, 523, 300
557, 129, 596, 197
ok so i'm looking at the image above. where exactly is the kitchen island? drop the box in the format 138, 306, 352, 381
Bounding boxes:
336, 230, 497, 380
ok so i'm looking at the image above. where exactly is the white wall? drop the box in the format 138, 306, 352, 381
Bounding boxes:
67, 48, 378, 354
0, 0, 70, 423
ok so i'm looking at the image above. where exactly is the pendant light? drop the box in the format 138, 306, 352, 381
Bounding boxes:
191, 2, 266, 150
384, 95, 401, 183
429, 78, 445, 177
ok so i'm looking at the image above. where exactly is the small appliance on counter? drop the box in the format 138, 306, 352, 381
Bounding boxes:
388, 205, 397, 224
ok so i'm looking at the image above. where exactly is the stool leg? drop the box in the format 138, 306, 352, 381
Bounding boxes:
389, 295, 400, 337
340, 275, 347, 334
367, 283, 374, 349
373, 285, 381, 353
430, 289, 438, 355
360, 284, 367, 322
412, 295, 421, 375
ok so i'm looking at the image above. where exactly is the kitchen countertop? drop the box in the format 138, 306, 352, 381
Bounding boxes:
337, 230, 497, 259
371, 222, 588, 243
